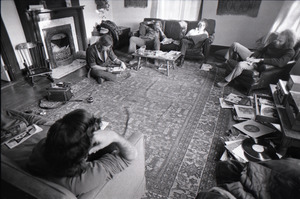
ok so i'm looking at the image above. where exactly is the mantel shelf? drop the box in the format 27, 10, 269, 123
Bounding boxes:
27, 6, 85, 14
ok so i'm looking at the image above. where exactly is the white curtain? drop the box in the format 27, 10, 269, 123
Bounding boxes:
269, 1, 300, 39
154, 0, 201, 21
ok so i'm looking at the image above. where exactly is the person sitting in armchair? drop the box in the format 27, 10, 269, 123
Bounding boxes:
217, 29, 296, 87
178, 19, 209, 66
128, 20, 170, 65
26, 109, 137, 196
86, 34, 126, 84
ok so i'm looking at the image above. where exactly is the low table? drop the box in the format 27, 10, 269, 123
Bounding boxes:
132, 50, 181, 76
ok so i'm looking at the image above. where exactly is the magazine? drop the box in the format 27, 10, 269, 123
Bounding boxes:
5, 124, 43, 149
224, 93, 252, 106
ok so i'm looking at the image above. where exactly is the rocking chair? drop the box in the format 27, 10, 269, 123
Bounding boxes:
15, 42, 53, 85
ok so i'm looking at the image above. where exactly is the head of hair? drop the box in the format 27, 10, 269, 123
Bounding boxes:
280, 29, 296, 49
98, 34, 113, 47
154, 21, 162, 27
198, 19, 208, 28
44, 109, 101, 177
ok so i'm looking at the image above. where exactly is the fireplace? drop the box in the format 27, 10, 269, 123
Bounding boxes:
25, 6, 87, 77
39, 17, 78, 68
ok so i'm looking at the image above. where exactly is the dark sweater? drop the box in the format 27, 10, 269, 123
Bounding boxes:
251, 42, 295, 67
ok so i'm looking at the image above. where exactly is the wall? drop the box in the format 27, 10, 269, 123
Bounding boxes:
1, 0, 290, 69
80, 0, 113, 44
202, 0, 285, 49
1, 0, 27, 69
110, 0, 152, 30
80, 0, 153, 44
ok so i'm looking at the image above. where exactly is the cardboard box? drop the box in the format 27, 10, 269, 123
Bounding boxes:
285, 91, 300, 131
276, 80, 289, 105
287, 75, 300, 92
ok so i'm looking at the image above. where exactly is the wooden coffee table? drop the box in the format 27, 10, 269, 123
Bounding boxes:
132, 50, 181, 76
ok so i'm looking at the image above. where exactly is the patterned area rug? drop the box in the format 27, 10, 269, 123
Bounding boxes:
21, 61, 232, 199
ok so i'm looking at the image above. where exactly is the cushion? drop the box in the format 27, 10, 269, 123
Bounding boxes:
164, 20, 187, 40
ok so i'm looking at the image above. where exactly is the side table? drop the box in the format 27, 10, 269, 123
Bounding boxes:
270, 84, 300, 148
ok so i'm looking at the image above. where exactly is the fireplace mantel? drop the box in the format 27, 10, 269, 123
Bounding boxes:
27, 6, 85, 15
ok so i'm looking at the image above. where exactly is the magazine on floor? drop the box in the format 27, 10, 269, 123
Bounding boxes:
5, 124, 43, 149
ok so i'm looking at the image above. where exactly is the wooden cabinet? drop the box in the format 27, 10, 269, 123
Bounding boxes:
270, 84, 300, 148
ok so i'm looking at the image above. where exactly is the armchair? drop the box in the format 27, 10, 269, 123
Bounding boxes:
1, 125, 146, 199
225, 40, 300, 95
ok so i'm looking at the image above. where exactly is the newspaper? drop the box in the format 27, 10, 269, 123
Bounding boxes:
5, 124, 43, 149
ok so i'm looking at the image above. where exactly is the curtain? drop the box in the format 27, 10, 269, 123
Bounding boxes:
269, 1, 300, 40
153, 0, 201, 21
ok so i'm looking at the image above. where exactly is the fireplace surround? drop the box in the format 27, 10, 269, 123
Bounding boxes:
26, 6, 87, 70
39, 17, 78, 68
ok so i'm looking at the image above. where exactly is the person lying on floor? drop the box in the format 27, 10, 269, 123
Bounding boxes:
178, 19, 209, 67
86, 34, 127, 84
25, 109, 137, 196
217, 29, 296, 87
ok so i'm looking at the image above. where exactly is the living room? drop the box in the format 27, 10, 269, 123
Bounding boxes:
1, 0, 300, 199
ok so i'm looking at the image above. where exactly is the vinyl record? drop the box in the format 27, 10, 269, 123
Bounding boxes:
242, 138, 279, 162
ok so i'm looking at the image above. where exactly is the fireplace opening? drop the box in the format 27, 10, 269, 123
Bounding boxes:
51, 33, 73, 67
42, 23, 76, 69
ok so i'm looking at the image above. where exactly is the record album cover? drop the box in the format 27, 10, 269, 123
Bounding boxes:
233, 120, 275, 138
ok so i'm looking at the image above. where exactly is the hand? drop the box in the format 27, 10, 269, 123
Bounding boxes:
89, 130, 118, 154
107, 67, 113, 72
246, 57, 261, 63
120, 62, 126, 70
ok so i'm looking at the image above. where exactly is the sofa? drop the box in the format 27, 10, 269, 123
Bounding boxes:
1, 124, 146, 199
133, 18, 216, 63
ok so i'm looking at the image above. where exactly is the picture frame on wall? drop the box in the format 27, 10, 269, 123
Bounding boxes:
124, 0, 148, 8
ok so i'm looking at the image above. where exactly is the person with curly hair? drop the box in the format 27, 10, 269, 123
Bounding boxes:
217, 29, 296, 87
27, 109, 137, 196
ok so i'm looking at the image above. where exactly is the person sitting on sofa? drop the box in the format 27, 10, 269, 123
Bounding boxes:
26, 109, 137, 196
128, 20, 169, 65
178, 19, 209, 66
86, 34, 126, 84
217, 29, 296, 87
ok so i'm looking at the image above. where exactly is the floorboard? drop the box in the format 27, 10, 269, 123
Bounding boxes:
1, 68, 87, 110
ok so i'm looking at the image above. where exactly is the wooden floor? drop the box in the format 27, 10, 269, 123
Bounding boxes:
1, 67, 87, 111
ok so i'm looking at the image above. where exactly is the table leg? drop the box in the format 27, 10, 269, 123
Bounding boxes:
167, 61, 170, 76
136, 57, 141, 70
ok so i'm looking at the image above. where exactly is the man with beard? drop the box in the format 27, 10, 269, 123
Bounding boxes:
217, 29, 296, 87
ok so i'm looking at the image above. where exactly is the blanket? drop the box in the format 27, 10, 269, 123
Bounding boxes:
197, 158, 300, 199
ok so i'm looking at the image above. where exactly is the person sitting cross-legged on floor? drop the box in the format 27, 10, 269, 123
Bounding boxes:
86, 34, 126, 84
217, 29, 296, 87
178, 19, 209, 67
